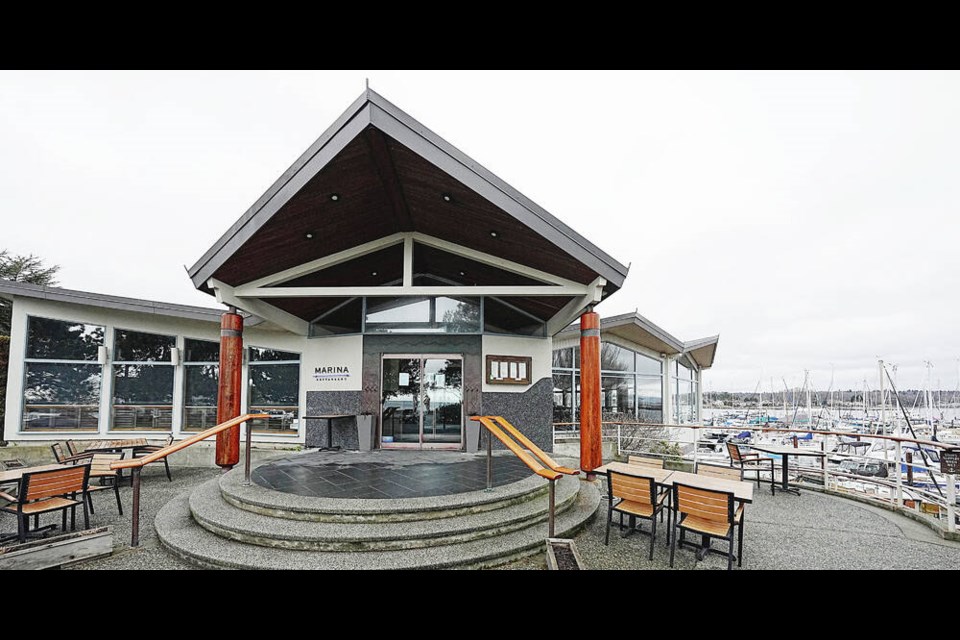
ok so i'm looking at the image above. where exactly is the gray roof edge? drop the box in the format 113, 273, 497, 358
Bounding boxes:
365, 90, 629, 284
0, 279, 244, 325
683, 335, 720, 351
189, 89, 629, 290
187, 90, 374, 286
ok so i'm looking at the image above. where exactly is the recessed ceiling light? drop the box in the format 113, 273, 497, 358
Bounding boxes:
489, 230, 498, 238
305, 232, 314, 239
330, 193, 341, 202
371, 271, 378, 277
441, 193, 452, 203
459, 271, 466, 277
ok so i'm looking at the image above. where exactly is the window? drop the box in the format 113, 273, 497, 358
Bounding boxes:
248, 347, 300, 435
111, 329, 175, 431
483, 298, 545, 336
364, 296, 480, 334
183, 338, 219, 432
310, 298, 363, 336
673, 358, 698, 424
551, 340, 663, 425
21, 317, 103, 432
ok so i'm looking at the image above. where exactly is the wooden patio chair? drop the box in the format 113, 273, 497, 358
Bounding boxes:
132, 435, 174, 482
726, 442, 776, 495
696, 462, 743, 481
84, 454, 123, 515
669, 481, 742, 570
627, 455, 664, 469
605, 470, 669, 561
50, 442, 93, 465
0, 465, 91, 543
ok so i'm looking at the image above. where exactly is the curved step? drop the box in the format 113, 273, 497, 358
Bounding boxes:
220, 466, 550, 523
157, 479, 601, 569
191, 474, 580, 551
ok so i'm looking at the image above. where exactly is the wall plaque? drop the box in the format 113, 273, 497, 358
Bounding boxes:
485, 355, 531, 385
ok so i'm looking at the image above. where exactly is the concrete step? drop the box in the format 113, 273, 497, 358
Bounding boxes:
156, 479, 601, 569
219, 467, 551, 523
190, 474, 580, 551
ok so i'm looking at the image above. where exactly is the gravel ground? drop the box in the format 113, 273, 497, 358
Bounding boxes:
5, 467, 959, 570
502, 482, 960, 570
0, 466, 219, 570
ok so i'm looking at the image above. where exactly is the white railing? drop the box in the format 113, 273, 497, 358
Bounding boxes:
553, 421, 959, 535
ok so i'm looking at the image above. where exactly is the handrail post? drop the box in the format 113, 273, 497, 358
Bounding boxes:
821, 439, 828, 490
548, 478, 556, 538
486, 429, 493, 491
244, 419, 253, 485
131, 467, 142, 547
895, 439, 903, 506
947, 474, 956, 534
692, 426, 699, 471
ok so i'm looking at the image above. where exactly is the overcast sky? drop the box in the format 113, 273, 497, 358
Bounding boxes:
2, 70, 958, 392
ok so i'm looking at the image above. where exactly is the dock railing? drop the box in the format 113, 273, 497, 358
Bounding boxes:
553, 421, 958, 536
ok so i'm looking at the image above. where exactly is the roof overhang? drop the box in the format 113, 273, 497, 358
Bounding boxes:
0, 279, 262, 327
683, 335, 720, 369
556, 311, 719, 368
186, 90, 628, 332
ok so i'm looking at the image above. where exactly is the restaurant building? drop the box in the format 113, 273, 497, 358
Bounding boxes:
0, 90, 717, 455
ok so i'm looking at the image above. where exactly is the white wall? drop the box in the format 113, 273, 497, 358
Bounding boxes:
481, 334, 552, 393
300, 334, 363, 393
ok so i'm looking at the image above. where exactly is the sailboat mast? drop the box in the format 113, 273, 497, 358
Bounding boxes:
879, 360, 887, 461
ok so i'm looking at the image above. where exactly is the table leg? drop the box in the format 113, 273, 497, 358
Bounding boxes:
781, 454, 801, 495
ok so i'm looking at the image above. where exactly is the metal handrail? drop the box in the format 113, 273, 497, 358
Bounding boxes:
114, 413, 268, 547
471, 416, 579, 537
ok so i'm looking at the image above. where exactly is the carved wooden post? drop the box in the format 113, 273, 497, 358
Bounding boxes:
580, 309, 602, 476
216, 309, 243, 469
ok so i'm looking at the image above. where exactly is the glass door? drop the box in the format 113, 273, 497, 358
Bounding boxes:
381, 355, 462, 449
422, 358, 463, 446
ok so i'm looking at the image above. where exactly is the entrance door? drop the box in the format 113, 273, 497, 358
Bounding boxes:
381, 355, 463, 449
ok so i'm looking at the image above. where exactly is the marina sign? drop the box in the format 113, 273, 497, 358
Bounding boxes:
940, 449, 960, 475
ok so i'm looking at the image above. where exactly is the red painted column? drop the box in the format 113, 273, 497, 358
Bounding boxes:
579, 309, 602, 475
215, 310, 243, 469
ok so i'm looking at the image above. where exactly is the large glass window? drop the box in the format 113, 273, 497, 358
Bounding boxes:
111, 330, 175, 431
183, 338, 219, 432
600, 343, 635, 372
364, 296, 480, 334
602, 374, 635, 420
483, 298, 545, 336
21, 317, 103, 432
552, 340, 664, 425
248, 347, 300, 435
673, 359, 698, 424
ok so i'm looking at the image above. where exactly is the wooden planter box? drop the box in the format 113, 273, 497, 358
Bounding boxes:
545, 538, 585, 570
0, 527, 113, 570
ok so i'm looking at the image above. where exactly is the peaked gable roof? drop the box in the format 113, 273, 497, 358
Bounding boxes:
187, 89, 628, 297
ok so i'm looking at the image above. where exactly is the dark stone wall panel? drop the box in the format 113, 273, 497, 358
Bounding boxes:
305, 390, 362, 449
481, 377, 554, 453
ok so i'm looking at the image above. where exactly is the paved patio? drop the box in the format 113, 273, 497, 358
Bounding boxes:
4, 464, 959, 570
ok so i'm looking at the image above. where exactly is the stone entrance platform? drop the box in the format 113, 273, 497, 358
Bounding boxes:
156, 451, 600, 569
252, 450, 532, 499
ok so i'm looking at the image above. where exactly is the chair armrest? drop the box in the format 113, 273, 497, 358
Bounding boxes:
63, 452, 94, 464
